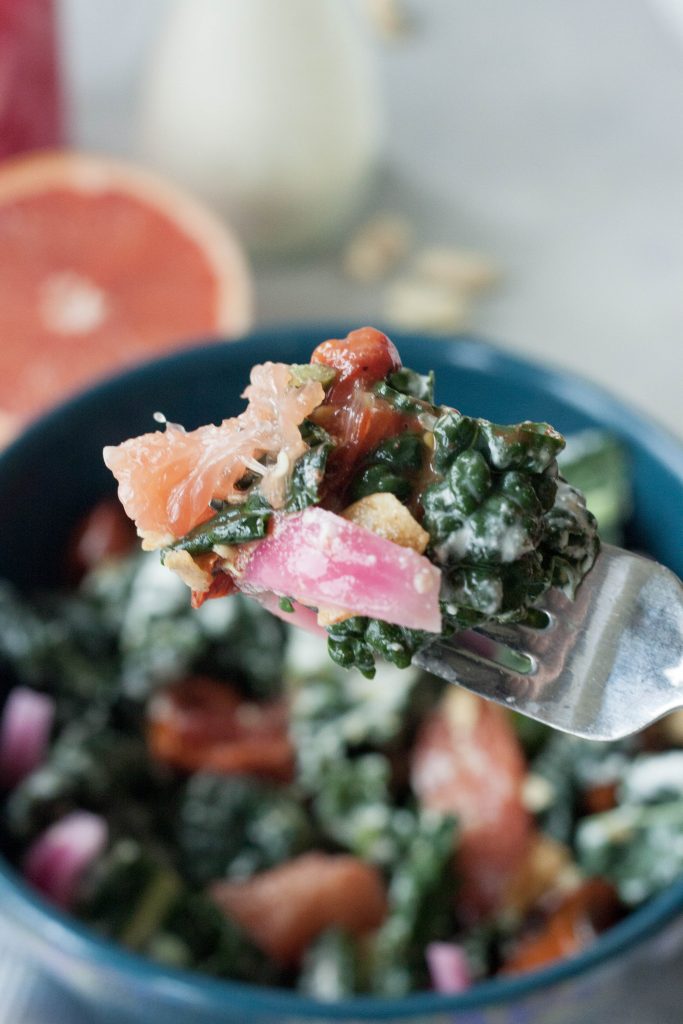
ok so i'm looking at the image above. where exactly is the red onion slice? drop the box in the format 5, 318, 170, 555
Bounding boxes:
426, 941, 472, 994
0, 686, 56, 789
23, 811, 108, 909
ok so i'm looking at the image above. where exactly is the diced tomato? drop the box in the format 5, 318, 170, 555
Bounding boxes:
66, 498, 136, 579
147, 677, 294, 782
211, 852, 387, 966
502, 879, 622, 974
410, 689, 534, 923
312, 388, 411, 500
311, 327, 401, 404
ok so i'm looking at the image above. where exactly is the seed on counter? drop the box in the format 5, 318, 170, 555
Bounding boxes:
342, 215, 412, 283
412, 246, 498, 293
384, 276, 469, 333
364, 0, 415, 38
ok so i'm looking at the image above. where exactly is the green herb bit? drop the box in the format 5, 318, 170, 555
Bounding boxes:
477, 420, 565, 474
373, 379, 435, 419
326, 617, 426, 678
387, 367, 435, 403
349, 432, 425, 504
164, 493, 272, 557
278, 596, 294, 613
371, 432, 425, 472
350, 464, 413, 503
284, 425, 334, 512
288, 363, 337, 388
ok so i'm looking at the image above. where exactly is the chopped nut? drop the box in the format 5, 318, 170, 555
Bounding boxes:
140, 530, 176, 551
413, 246, 498, 293
384, 277, 469, 333
504, 835, 577, 917
343, 215, 412, 283
317, 605, 354, 628
521, 772, 555, 813
443, 687, 480, 735
650, 709, 683, 746
163, 549, 212, 592
342, 492, 429, 553
364, 0, 415, 38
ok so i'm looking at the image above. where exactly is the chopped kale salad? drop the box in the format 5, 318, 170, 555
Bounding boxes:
1, 331, 680, 999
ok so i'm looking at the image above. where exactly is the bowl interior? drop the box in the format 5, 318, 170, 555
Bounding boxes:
0, 324, 682, 1018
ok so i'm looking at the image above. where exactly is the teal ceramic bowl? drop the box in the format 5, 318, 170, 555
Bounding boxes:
0, 325, 682, 1024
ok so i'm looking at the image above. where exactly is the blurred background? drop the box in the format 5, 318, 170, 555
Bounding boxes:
0, 0, 681, 441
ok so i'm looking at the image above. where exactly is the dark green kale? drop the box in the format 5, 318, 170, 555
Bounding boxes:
177, 774, 315, 887
78, 838, 274, 982
163, 492, 273, 557
530, 733, 629, 845
350, 432, 426, 503
0, 582, 120, 715
118, 554, 286, 701
310, 753, 397, 864
326, 617, 426, 678
373, 379, 436, 418
368, 809, 458, 996
290, 661, 422, 783
330, 390, 599, 676
558, 429, 631, 545
387, 367, 435, 403
154, 889, 278, 982
3, 719, 163, 844
284, 423, 334, 512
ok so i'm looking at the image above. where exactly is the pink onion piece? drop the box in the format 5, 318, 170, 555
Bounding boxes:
426, 942, 472, 994
240, 508, 442, 634
23, 811, 108, 910
0, 687, 56, 789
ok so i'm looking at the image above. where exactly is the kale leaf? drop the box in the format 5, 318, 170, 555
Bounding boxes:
164, 493, 272, 557
284, 423, 334, 512
119, 553, 286, 701
177, 774, 315, 887
368, 809, 458, 995
327, 394, 599, 676
576, 751, 683, 906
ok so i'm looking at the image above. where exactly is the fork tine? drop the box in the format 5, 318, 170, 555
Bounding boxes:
471, 620, 541, 657
416, 545, 683, 741
414, 639, 536, 706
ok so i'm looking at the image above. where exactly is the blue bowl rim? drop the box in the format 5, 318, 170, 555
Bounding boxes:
1, 321, 682, 1018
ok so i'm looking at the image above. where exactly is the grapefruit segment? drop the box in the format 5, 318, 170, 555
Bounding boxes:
211, 852, 388, 965
0, 150, 253, 420
103, 363, 324, 540
411, 688, 533, 922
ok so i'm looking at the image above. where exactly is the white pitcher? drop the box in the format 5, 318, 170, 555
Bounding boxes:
138, 0, 383, 256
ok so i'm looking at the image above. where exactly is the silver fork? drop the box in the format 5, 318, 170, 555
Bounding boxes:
414, 545, 683, 741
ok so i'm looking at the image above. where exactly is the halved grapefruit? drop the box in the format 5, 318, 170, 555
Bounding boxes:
0, 149, 253, 424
